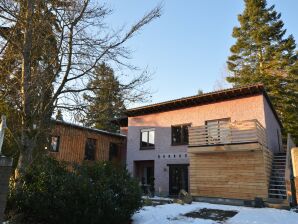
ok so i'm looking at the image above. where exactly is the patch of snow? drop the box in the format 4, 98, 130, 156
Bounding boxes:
142, 195, 174, 201
132, 202, 298, 224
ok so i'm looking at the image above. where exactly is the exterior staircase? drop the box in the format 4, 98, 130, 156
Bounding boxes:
267, 153, 289, 209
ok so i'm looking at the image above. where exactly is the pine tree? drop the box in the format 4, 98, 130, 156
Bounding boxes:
227, 0, 298, 142
83, 63, 126, 132
55, 110, 64, 121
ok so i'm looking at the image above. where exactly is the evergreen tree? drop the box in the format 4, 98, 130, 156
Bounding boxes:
227, 0, 298, 142
55, 110, 64, 121
83, 63, 126, 132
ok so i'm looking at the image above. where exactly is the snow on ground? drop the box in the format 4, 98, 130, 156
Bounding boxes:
132, 202, 298, 224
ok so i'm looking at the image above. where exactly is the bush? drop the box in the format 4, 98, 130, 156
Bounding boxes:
7, 157, 142, 224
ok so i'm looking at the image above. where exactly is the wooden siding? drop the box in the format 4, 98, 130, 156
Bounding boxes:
292, 147, 298, 203
50, 123, 126, 165
189, 143, 273, 200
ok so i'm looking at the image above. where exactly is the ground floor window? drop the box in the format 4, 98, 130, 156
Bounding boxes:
84, 138, 96, 160
50, 136, 60, 152
109, 143, 119, 161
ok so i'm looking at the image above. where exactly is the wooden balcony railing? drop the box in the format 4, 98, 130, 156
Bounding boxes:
188, 119, 267, 147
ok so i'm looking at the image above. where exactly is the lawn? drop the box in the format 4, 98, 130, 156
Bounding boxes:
132, 202, 298, 224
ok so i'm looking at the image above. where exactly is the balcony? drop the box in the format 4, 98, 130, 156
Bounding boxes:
188, 119, 267, 153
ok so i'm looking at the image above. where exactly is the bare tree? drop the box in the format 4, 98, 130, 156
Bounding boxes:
0, 0, 161, 174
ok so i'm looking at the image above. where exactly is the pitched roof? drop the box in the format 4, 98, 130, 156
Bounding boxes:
53, 120, 126, 138
126, 84, 282, 127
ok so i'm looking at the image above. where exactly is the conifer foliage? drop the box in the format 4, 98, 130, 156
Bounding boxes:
83, 63, 126, 132
227, 0, 298, 141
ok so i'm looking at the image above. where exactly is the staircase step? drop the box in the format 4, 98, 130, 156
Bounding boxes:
269, 184, 286, 188
270, 177, 285, 179
271, 173, 285, 176
270, 181, 285, 184
268, 193, 287, 197
270, 179, 285, 182
268, 153, 288, 202
269, 190, 286, 194
271, 175, 285, 179
272, 167, 285, 170
274, 153, 286, 155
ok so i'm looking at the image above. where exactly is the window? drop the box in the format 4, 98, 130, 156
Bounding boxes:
140, 129, 155, 149
171, 124, 190, 145
109, 143, 119, 161
50, 136, 60, 152
84, 138, 96, 160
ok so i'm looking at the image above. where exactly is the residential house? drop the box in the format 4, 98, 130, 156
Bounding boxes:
122, 84, 296, 206
49, 120, 126, 166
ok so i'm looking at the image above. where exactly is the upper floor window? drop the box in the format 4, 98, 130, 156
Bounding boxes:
84, 138, 96, 160
140, 129, 155, 149
50, 136, 60, 152
171, 124, 191, 145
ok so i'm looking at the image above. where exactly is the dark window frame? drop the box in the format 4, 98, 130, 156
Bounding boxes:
171, 123, 191, 146
50, 136, 60, 152
84, 138, 97, 161
140, 129, 155, 150
109, 142, 119, 161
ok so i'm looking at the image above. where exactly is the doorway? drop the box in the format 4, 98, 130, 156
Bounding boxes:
169, 164, 189, 196
134, 160, 155, 194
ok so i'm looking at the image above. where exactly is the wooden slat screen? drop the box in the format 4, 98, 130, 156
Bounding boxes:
189, 119, 267, 147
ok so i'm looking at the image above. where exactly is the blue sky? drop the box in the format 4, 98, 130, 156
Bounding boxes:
104, 0, 298, 107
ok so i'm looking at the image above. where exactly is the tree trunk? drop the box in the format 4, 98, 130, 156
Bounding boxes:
17, 0, 35, 176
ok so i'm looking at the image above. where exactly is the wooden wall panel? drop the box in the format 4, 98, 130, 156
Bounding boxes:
50, 124, 126, 165
292, 148, 298, 202
189, 145, 272, 200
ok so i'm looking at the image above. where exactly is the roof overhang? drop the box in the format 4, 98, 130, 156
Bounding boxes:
125, 84, 282, 128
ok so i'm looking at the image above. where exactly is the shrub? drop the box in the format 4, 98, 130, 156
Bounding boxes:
7, 157, 142, 224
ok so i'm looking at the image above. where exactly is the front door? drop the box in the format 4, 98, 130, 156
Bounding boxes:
169, 164, 188, 196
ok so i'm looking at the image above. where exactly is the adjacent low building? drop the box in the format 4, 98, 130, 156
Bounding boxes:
50, 120, 126, 166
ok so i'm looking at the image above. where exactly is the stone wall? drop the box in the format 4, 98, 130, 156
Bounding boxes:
0, 157, 12, 223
